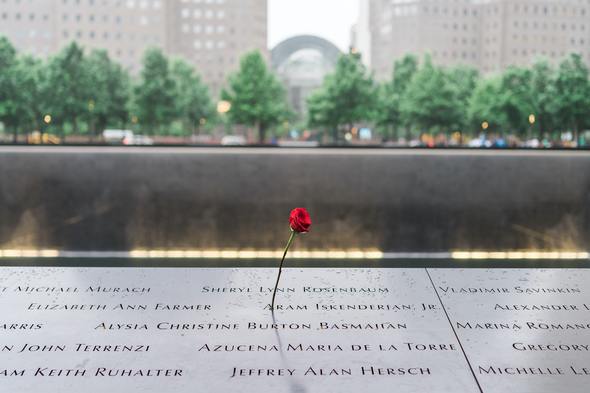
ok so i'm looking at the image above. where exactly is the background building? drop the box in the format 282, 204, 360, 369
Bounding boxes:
271, 35, 341, 120
354, 0, 590, 79
0, 0, 267, 96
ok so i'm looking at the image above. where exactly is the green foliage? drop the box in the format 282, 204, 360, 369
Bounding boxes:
85, 50, 131, 136
3, 33, 590, 145
307, 89, 337, 137
222, 51, 289, 143
45, 42, 92, 135
0, 37, 18, 135
392, 54, 419, 94
307, 52, 376, 142
13, 56, 49, 135
375, 54, 418, 139
400, 56, 461, 135
468, 77, 506, 132
447, 65, 479, 133
133, 47, 177, 134
468, 66, 549, 138
530, 59, 557, 137
376, 56, 477, 139
553, 54, 590, 140
497, 66, 534, 136
171, 58, 215, 136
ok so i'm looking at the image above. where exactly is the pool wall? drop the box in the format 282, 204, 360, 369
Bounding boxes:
0, 147, 588, 252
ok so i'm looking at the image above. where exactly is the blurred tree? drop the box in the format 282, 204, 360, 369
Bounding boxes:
498, 66, 534, 138
45, 42, 92, 139
222, 51, 289, 143
307, 88, 337, 141
375, 54, 418, 140
85, 50, 131, 140
134, 48, 176, 135
0, 37, 18, 141
307, 52, 375, 143
400, 56, 461, 136
447, 65, 479, 136
391, 54, 419, 94
468, 77, 507, 133
11, 56, 51, 142
530, 59, 557, 140
171, 59, 214, 136
553, 54, 590, 144
5, 31, 590, 147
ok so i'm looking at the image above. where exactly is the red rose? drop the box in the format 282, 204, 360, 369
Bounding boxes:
272, 207, 313, 309
289, 208, 312, 233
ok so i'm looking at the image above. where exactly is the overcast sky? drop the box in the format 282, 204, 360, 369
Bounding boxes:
268, 0, 359, 51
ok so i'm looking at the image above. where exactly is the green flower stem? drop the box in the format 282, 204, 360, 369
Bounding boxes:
271, 230, 296, 310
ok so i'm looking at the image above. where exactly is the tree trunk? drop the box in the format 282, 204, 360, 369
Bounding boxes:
12, 127, 18, 144
258, 123, 266, 144
332, 126, 338, 144
66, 118, 78, 145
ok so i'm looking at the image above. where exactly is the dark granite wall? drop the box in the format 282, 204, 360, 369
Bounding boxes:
0, 147, 588, 252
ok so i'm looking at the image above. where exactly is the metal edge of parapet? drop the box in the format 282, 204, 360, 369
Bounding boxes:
0, 250, 588, 269
0, 146, 589, 157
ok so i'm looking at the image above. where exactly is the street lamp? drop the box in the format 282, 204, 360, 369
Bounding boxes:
39, 115, 52, 145
528, 114, 536, 141
481, 121, 489, 131
217, 100, 231, 114
217, 101, 232, 136
528, 114, 536, 125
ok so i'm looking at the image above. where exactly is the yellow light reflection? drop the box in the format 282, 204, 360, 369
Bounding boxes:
364, 250, 385, 259
0, 249, 59, 258
0, 249, 587, 261
129, 250, 149, 258
124, 249, 385, 260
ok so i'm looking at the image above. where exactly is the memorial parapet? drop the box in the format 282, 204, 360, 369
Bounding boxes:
1, 266, 589, 392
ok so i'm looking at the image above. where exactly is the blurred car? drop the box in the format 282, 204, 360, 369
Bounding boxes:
28, 131, 61, 144
123, 134, 154, 146
190, 134, 216, 144
278, 140, 320, 147
103, 129, 133, 144
523, 138, 541, 148
468, 137, 492, 148
221, 135, 247, 146
492, 137, 507, 148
